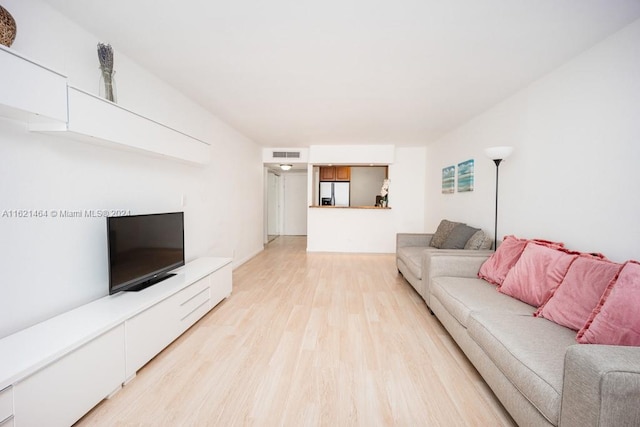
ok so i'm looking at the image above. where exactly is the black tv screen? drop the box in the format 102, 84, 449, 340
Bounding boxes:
107, 212, 185, 295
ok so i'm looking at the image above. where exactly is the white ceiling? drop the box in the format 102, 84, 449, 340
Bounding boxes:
42, 0, 640, 147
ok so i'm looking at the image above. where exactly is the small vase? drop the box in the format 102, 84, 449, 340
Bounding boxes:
99, 68, 117, 103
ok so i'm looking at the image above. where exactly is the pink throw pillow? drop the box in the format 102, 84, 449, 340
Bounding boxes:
577, 261, 640, 346
478, 235, 528, 285
535, 256, 622, 330
478, 236, 565, 286
499, 243, 578, 307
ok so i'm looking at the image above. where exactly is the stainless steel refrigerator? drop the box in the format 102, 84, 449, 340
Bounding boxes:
319, 182, 350, 207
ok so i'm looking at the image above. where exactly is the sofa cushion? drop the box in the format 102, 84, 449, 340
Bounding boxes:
499, 243, 578, 307
535, 256, 622, 331
431, 277, 535, 328
478, 235, 529, 285
464, 230, 490, 250
479, 236, 566, 286
430, 219, 460, 248
441, 224, 480, 249
468, 311, 577, 426
396, 246, 427, 280
577, 260, 640, 346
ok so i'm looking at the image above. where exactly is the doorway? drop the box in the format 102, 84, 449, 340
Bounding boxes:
267, 170, 281, 242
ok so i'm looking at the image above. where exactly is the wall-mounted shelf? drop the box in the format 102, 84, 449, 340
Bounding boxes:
1, 45, 211, 165
0, 44, 68, 124
30, 86, 211, 165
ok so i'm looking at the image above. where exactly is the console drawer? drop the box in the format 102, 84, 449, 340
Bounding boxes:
179, 286, 209, 319
0, 386, 12, 425
180, 295, 210, 328
176, 276, 210, 304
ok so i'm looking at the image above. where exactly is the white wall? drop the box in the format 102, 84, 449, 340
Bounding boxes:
267, 170, 281, 237
350, 167, 387, 207
307, 208, 396, 252
390, 147, 427, 234
0, 1, 264, 338
425, 18, 640, 262
307, 146, 426, 253
282, 172, 308, 235
309, 144, 395, 164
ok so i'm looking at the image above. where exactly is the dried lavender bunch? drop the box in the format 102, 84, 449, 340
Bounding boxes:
97, 43, 114, 73
97, 43, 115, 101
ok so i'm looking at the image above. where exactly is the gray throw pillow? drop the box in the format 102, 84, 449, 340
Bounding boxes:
442, 224, 480, 249
430, 219, 460, 248
464, 230, 486, 250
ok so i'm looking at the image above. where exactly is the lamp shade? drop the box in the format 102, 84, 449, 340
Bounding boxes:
484, 146, 514, 161
280, 164, 292, 171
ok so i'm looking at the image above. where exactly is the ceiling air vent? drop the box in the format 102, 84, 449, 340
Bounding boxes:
272, 151, 301, 159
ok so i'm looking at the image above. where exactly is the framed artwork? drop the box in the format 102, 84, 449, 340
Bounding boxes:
457, 159, 474, 192
442, 165, 455, 194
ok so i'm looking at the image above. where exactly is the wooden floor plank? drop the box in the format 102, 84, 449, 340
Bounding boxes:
76, 236, 515, 426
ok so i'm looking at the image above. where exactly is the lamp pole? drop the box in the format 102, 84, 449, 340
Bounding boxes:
484, 146, 514, 250
492, 158, 503, 250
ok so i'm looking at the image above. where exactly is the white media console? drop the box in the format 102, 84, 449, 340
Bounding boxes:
0, 257, 232, 427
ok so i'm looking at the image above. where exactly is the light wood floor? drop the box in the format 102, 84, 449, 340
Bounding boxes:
76, 236, 515, 426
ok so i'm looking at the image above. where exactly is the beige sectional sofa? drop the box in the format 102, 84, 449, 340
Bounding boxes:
396, 234, 640, 427
396, 232, 493, 306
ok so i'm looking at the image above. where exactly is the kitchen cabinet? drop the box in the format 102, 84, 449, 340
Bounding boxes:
320, 166, 335, 181
320, 166, 350, 181
336, 166, 351, 181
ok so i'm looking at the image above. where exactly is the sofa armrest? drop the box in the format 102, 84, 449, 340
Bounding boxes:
421, 251, 493, 305
560, 344, 640, 427
396, 233, 433, 249
425, 251, 493, 280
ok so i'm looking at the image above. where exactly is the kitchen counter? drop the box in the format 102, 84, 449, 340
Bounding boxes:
309, 205, 391, 209
307, 205, 395, 253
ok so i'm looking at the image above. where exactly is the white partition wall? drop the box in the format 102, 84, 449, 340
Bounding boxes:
283, 172, 308, 236
309, 144, 395, 165
306, 146, 426, 253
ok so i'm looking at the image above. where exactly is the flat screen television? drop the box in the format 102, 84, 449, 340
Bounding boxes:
107, 212, 185, 295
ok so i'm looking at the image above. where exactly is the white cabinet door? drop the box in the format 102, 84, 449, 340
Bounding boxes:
124, 293, 181, 379
0, 45, 67, 123
65, 87, 211, 164
28, 86, 212, 164
210, 263, 232, 309
0, 386, 12, 425
13, 325, 125, 427
125, 277, 211, 379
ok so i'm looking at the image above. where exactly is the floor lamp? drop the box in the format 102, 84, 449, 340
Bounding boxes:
484, 146, 514, 250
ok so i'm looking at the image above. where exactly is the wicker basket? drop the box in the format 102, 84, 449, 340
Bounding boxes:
0, 6, 17, 47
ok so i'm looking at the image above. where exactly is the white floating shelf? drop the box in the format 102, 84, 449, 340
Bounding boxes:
0, 44, 68, 124
30, 86, 211, 165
